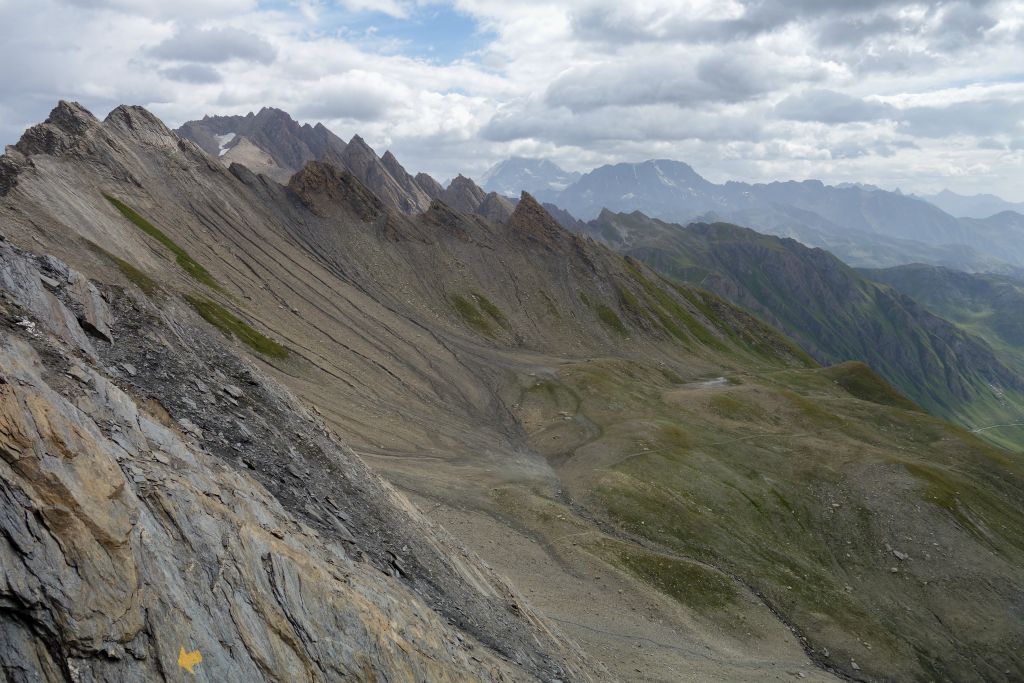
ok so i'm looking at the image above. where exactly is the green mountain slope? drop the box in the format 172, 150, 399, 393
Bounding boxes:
863, 264, 1024, 449
583, 211, 1024, 451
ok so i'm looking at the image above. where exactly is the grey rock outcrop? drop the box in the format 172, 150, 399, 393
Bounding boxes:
438, 175, 515, 224
336, 136, 432, 215
414, 172, 445, 200
478, 192, 515, 224
441, 174, 488, 214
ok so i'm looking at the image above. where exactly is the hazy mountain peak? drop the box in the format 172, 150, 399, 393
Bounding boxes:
479, 156, 580, 199
916, 188, 1024, 219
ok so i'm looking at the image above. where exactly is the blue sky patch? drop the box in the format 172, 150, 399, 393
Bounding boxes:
274, 2, 495, 64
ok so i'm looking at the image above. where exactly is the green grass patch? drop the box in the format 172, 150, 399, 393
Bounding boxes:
822, 362, 921, 411
185, 294, 288, 359
625, 262, 726, 350
86, 242, 159, 296
709, 393, 767, 422
783, 390, 844, 428
596, 304, 628, 336
617, 285, 648, 319
105, 194, 221, 291
472, 291, 510, 330
451, 294, 493, 335
596, 540, 739, 610
904, 462, 960, 513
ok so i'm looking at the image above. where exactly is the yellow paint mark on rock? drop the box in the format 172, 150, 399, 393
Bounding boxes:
178, 646, 203, 674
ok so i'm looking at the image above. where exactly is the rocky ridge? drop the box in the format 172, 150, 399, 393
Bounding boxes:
176, 107, 348, 174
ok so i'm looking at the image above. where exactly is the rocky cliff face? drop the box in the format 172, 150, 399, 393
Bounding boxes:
335, 136, 433, 215
177, 110, 438, 217
414, 172, 445, 200
507, 193, 569, 250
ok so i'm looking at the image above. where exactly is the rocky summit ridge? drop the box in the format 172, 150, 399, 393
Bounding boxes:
176, 109, 438, 216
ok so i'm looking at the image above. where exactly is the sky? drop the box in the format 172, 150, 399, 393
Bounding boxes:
1, 0, 1023, 199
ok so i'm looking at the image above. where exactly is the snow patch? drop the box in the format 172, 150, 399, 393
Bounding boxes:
654, 163, 677, 187
215, 133, 236, 157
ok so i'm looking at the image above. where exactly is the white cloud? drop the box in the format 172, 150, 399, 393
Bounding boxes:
335, 0, 413, 19
0, 0, 1022, 200
147, 26, 277, 64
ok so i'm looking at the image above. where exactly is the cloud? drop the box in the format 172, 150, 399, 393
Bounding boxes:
293, 71, 408, 121
932, 2, 998, 48
776, 90, 896, 123
816, 13, 903, 47
545, 50, 818, 112
336, 0, 412, 19
483, 102, 765, 146
568, 0, 911, 45
160, 64, 222, 84
57, 0, 257, 19
829, 138, 918, 159
147, 26, 277, 64
900, 98, 1024, 137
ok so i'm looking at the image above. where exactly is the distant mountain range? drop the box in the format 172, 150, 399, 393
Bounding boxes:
916, 189, 1024, 219
481, 157, 1024, 273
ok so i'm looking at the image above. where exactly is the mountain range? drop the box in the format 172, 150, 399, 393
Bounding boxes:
481, 157, 1024, 274
2, 101, 1023, 682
